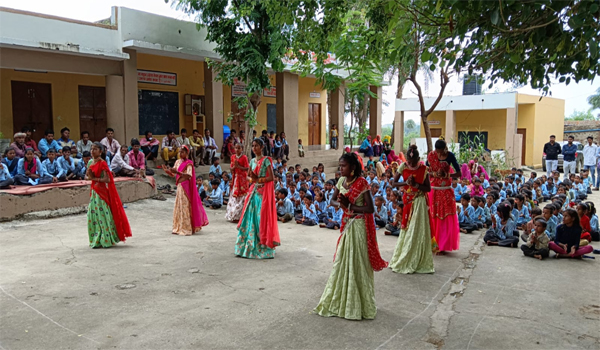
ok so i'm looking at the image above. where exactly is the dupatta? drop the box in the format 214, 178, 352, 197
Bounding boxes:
230, 154, 249, 197
89, 159, 132, 242
237, 156, 280, 248
337, 177, 388, 271
177, 158, 209, 230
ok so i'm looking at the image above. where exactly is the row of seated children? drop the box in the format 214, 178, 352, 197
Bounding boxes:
197, 172, 231, 209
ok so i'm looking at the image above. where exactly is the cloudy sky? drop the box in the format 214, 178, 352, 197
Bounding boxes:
2, 0, 598, 125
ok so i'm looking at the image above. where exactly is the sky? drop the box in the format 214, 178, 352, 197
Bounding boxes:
2, 0, 599, 125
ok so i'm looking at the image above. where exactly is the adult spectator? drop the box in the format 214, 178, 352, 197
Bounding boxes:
38, 129, 61, 159
100, 128, 121, 159
203, 128, 217, 164
111, 144, 138, 177
260, 130, 271, 156
127, 139, 147, 177
562, 135, 577, 180
190, 129, 205, 166
583, 136, 598, 189
359, 135, 374, 157
162, 130, 181, 163
140, 131, 160, 161
10, 132, 27, 158
221, 129, 237, 160
21, 127, 39, 152
543, 135, 561, 177
57, 127, 75, 148
76, 131, 92, 158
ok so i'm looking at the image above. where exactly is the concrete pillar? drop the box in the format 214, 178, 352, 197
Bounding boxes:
204, 63, 224, 148
105, 75, 126, 143
330, 84, 345, 151
506, 107, 517, 166
445, 110, 456, 142
122, 49, 139, 143
394, 111, 404, 154
276, 72, 299, 146
513, 134, 523, 167
369, 85, 382, 139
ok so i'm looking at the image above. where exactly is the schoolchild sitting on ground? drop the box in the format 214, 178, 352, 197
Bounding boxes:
471, 177, 485, 197
294, 187, 308, 219
314, 191, 328, 222
276, 188, 295, 223
576, 202, 593, 244
75, 151, 92, 180
196, 175, 207, 200
374, 196, 388, 228
574, 175, 587, 200
521, 218, 550, 260
452, 177, 463, 202
471, 196, 485, 229
204, 179, 223, 209
57, 146, 80, 180
320, 204, 343, 230
514, 194, 531, 228
549, 208, 594, 258
384, 203, 403, 236
370, 182, 380, 200
521, 207, 542, 242
586, 201, 599, 241
14, 148, 52, 186
287, 181, 299, 202
0, 156, 14, 189
42, 149, 61, 183
296, 193, 318, 226
458, 193, 477, 233
220, 172, 230, 204
2, 148, 19, 177
309, 174, 323, 197
484, 201, 519, 247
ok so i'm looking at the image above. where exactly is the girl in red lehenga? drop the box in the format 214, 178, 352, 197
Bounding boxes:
86, 142, 132, 248
427, 139, 462, 254
225, 143, 250, 222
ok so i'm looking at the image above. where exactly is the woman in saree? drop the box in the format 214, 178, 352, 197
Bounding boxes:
382, 135, 392, 159
225, 143, 250, 222
86, 142, 132, 248
389, 145, 435, 273
235, 138, 280, 259
163, 145, 209, 236
427, 139, 462, 254
315, 153, 388, 320
372, 135, 383, 157
359, 136, 374, 157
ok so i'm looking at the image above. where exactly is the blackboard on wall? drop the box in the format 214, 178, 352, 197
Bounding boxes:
138, 90, 179, 135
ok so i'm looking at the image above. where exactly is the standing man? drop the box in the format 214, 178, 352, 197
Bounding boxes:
543, 135, 561, 177
583, 136, 598, 189
203, 128, 218, 164
562, 135, 577, 180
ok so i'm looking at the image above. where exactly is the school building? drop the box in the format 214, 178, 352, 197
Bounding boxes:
0, 6, 372, 151
394, 92, 565, 168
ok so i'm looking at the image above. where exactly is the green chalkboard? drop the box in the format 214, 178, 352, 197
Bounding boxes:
138, 90, 179, 135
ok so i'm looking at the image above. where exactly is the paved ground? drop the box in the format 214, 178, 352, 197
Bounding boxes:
1, 191, 599, 349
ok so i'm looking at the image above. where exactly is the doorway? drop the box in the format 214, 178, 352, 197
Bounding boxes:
79, 86, 107, 141
267, 104, 277, 133
11, 81, 53, 142
430, 128, 442, 138
308, 103, 321, 146
517, 128, 527, 165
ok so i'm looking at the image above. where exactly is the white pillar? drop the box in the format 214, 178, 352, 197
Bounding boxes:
330, 84, 345, 151
394, 111, 404, 153
506, 107, 517, 166
204, 63, 224, 148
276, 72, 299, 146
122, 49, 139, 143
445, 110, 456, 142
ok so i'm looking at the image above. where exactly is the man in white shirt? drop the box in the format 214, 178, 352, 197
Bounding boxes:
110, 144, 139, 177
583, 136, 598, 190
100, 128, 121, 160
203, 128, 218, 164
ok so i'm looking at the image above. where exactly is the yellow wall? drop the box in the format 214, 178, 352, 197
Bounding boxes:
0, 68, 105, 141
222, 75, 276, 132
298, 77, 327, 144
422, 111, 446, 139
531, 95, 565, 168
517, 103, 535, 166
136, 53, 205, 138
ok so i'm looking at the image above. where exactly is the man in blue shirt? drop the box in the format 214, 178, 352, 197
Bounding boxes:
204, 179, 223, 209
276, 188, 295, 223
38, 129, 61, 159
562, 136, 578, 180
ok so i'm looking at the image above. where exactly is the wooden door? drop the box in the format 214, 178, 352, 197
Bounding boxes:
517, 128, 526, 165
430, 128, 442, 138
308, 103, 321, 146
11, 81, 53, 142
78, 86, 107, 141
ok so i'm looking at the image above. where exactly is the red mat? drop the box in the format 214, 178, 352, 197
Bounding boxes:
0, 176, 156, 196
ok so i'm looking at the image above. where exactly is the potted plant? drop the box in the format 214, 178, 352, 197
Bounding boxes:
0, 132, 10, 154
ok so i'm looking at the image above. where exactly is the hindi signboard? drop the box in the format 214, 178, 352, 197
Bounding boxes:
137, 70, 177, 86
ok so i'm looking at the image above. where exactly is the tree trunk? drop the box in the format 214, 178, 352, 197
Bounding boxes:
327, 90, 333, 146
243, 93, 262, 157
349, 97, 355, 149
391, 72, 406, 148
422, 115, 433, 153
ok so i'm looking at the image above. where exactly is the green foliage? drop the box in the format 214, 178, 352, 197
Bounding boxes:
449, 131, 510, 175
381, 126, 392, 139
405, 119, 417, 131
403, 131, 420, 150
355, 123, 370, 145
588, 87, 600, 111
567, 109, 596, 121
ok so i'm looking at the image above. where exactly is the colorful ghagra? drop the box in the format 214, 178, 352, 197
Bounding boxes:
235, 157, 280, 259
172, 158, 209, 235
87, 159, 132, 248
225, 154, 250, 222
427, 151, 461, 252
315, 177, 388, 320
389, 162, 435, 274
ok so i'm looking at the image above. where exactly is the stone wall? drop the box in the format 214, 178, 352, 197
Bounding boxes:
563, 120, 600, 142
0, 181, 156, 221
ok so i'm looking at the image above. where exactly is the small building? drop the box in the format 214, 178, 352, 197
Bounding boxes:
394, 92, 565, 168
0, 7, 380, 151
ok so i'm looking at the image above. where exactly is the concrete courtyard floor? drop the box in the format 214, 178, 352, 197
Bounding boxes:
1, 193, 599, 349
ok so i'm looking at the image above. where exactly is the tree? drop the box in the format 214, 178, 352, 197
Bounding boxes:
172, 0, 289, 154
589, 87, 600, 111
566, 109, 596, 121
405, 119, 417, 131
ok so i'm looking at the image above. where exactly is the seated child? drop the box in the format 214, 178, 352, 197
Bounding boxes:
75, 151, 92, 180
321, 204, 343, 230
314, 191, 328, 222
576, 202, 593, 244
42, 148, 61, 183
0, 155, 14, 189
14, 148, 52, 186
483, 201, 519, 247
484, 193, 498, 227
276, 188, 295, 223
586, 201, 599, 241
458, 194, 477, 233
210, 157, 222, 177
57, 146, 80, 180
521, 217, 550, 260
514, 194, 531, 228
385, 202, 404, 236
1, 147, 19, 177
574, 175, 587, 200
197, 175, 207, 200
471, 196, 485, 229
452, 177, 463, 202
204, 179, 223, 209
549, 208, 594, 258
521, 207, 542, 242
374, 196, 388, 228
471, 178, 485, 197
220, 172, 230, 205
296, 193, 317, 226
